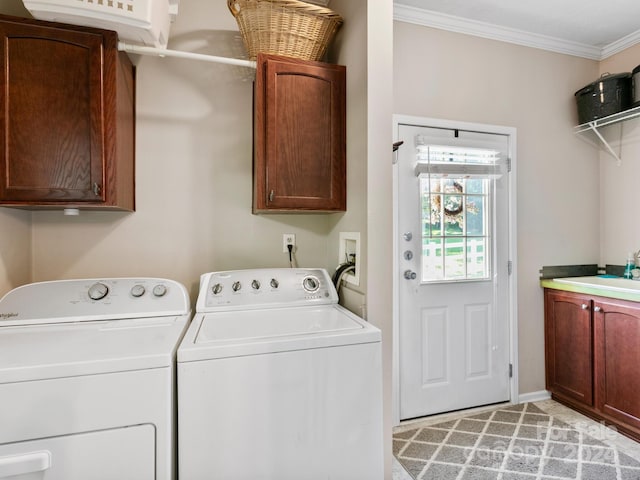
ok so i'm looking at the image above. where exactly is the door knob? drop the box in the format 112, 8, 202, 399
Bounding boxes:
403, 232, 413, 241
404, 270, 417, 280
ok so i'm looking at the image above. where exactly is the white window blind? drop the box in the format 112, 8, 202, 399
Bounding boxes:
414, 143, 504, 179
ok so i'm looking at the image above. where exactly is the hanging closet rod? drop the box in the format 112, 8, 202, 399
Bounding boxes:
118, 41, 257, 69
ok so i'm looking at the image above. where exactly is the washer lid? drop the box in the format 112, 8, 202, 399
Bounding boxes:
0, 315, 189, 384
177, 305, 381, 362
196, 306, 361, 342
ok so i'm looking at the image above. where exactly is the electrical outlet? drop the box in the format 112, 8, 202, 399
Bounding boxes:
283, 234, 296, 253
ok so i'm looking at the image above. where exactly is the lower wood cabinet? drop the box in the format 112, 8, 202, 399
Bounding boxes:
544, 290, 593, 406
544, 288, 640, 441
594, 298, 640, 432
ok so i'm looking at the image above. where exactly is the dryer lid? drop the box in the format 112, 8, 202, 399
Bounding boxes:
0, 315, 189, 384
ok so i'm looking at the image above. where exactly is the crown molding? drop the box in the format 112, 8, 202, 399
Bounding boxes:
601, 29, 640, 59
393, 3, 604, 60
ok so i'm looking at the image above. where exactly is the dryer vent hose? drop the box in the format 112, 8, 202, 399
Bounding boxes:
332, 262, 355, 288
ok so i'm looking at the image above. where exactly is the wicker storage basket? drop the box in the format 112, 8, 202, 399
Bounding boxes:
228, 0, 343, 61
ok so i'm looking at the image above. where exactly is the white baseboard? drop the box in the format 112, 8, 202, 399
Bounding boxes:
517, 390, 551, 404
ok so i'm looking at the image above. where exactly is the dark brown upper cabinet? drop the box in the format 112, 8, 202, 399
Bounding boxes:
253, 53, 346, 213
0, 14, 135, 211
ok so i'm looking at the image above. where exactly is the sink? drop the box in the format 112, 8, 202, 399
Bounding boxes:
553, 276, 640, 293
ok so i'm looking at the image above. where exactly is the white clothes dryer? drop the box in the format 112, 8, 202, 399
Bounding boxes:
177, 268, 383, 480
0, 277, 191, 480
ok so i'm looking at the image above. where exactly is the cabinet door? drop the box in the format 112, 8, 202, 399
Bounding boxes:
0, 20, 105, 203
254, 54, 346, 212
594, 298, 640, 430
544, 289, 593, 405
0, 15, 134, 211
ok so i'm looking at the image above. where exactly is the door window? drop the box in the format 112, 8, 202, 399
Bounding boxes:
416, 143, 502, 283
421, 176, 490, 282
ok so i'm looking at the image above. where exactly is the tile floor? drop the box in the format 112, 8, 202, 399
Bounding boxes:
392, 399, 640, 479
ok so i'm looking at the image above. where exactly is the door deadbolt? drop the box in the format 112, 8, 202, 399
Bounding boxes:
403, 250, 413, 260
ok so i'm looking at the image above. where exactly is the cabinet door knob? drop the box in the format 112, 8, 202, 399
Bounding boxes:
268, 190, 274, 202
93, 182, 101, 196
581, 303, 589, 310
594, 306, 602, 312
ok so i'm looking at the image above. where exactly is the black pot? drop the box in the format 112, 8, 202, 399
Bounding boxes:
633, 65, 640, 107
574, 72, 632, 124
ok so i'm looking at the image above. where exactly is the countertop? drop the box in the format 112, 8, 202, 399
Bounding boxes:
540, 276, 640, 302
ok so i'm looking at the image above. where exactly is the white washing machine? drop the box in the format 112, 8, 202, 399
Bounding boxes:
177, 268, 383, 480
0, 277, 191, 480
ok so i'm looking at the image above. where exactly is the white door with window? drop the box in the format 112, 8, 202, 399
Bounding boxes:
395, 120, 514, 421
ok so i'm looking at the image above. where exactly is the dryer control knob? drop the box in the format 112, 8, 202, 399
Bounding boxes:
88, 282, 109, 301
251, 279, 261, 290
130, 284, 146, 297
232, 281, 242, 292
212, 283, 223, 295
270, 278, 279, 289
152, 284, 168, 297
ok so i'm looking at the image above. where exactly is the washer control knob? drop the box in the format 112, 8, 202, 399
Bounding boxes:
270, 278, 279, 289
88, 282, 109, 301
212, 283, 223, 295
232, 281, 242, 292
251, 279, 261, 290
152, 284, 167, 297
130, 284, 146, 297
302, 275, 320, 293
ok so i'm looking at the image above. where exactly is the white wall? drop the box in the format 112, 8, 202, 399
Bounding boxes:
598, 45, 640, 266
13, 0, 367, 303
367, 2, 395, 478
326, 0, 369, 315
393, 23, 601, 395
0, 209, 31, 295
